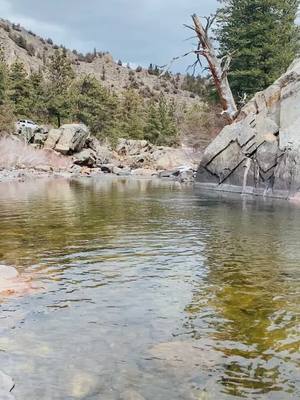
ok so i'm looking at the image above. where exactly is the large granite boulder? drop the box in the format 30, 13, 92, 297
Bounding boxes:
116, 138, 151, 156
55, 124, 89, 154
196, 58, 300, 199
44, 128, 61, 150
44, 124, 89, 155
73, 149, 97, 167
85, 137, 113, 164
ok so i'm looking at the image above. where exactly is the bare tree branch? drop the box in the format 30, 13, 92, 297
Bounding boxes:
159, 51, 196, 76
183, 24, 196, 32
161, 13, 238, 121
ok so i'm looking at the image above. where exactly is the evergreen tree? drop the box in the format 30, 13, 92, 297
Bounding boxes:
0, 47, 14, 133
0, 46, 7, 106
119, 89, 145, 139
144, 95, 177, 145
157, 96, 177, 145
46, 49, 75, 126
72, 75, 119, 140
217, 0, 300, 99
30, 69, 47, 122
144, 100, 160, 143
7, 61, 32, 117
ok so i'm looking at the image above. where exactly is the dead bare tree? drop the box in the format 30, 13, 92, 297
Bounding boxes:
190, 14, 237, 121
162, 14, 238, 122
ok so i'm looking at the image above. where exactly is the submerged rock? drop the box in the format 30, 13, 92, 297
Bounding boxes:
68, 371, 99, 398
196, 58, 300, 199
0, 264, 36, 299
0, 265, 19, 280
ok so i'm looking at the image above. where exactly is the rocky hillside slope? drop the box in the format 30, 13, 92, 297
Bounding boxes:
196, 58, 300, 200
0, 19, 199, 107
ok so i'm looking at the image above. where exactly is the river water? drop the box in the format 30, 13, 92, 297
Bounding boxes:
0, 177, 299, 400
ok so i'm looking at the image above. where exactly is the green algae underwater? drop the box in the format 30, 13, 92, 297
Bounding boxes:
0, 176, 299, 400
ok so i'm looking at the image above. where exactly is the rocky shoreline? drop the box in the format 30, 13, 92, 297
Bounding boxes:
0, 125, 200, 184
0, 164, 196, 184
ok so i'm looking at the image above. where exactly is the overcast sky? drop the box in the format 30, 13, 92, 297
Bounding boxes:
0, 0, 218, 72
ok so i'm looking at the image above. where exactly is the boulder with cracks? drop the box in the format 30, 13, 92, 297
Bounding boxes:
196, 58, 300, 199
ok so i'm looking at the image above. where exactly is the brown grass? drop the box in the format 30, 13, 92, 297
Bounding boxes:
0, 137, 71, 169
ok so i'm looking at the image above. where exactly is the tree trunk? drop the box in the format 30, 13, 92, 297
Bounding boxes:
191, 14, 238, 122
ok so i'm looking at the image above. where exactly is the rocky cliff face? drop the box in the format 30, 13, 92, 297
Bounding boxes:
196, 58, 300, 199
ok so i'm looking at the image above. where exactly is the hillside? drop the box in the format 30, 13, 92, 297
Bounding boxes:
0, 19, 225, 150
0, 19, 199, 107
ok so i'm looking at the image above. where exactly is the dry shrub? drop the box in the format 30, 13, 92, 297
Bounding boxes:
178, 103, 226, 151
0, 137, 71, 169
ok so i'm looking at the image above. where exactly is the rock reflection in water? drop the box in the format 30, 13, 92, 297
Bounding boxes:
0, 177, 298, 400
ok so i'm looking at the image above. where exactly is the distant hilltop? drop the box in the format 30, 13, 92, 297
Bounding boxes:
0, 18, 203, 107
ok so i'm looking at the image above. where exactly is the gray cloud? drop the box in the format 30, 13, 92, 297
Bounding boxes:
1, 0, 218, 71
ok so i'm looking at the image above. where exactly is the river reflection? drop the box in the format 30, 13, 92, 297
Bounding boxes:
0, 177, 299, 399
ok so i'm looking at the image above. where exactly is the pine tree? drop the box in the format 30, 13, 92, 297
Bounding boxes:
157, 96, 177, 145
144, 100, 160, 143
119, 89, 145, 140
0, 47, 14, 133
144, 95, 177, 145
30, 69, 47, 122
0, 46, 7, 106
217, 0, 300, 99
72, 75, 119, 140
7, 61, 32, 117
46, 49, 75, 126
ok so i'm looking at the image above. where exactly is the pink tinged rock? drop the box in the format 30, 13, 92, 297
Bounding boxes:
0, 265, 36, 299
0, 265, 19, 280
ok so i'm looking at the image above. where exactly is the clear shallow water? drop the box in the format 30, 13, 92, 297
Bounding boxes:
0, 177, 299, 400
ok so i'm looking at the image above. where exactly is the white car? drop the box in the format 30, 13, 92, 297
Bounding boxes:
16, 119, 39, 131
